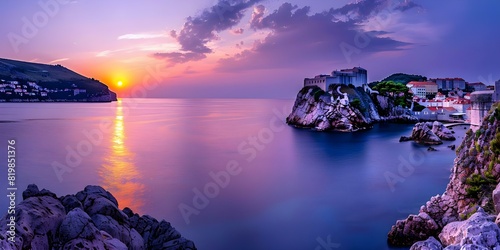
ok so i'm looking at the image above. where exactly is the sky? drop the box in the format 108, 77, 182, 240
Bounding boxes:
0, 0, 499, 98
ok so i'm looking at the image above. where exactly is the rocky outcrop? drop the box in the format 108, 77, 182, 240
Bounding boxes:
410, 236, 443, 250
401, 121, 456, 145
388, 103, 500, 247
286, 85, 418, 132
439, 208, 500, 249
286, 86, 371, 131
432, 122, 455, 141
0, 184, 196, 250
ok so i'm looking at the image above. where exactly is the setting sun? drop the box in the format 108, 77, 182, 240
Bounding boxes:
117, 81, 123, 87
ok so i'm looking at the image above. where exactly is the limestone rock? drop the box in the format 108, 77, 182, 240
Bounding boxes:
286, 85, 417, 132
410, 236, 443, 250
432, 121, 455, 141
128, 212, 196, 250
410, 122, 443, 145
0, 184, 196, 250
76, 185, 119, 207
92, 214, 144, 250
60, 194, 82, 213
439, 209, 500, 249
58, 208, 106, 247
389, 105, 500, 246
403, 121, 456, 145
493, 183, 500, 214
22, 183, 57, 200
400, 136, 412, 142
388, 212, 440, 246
0, 191, 66, 249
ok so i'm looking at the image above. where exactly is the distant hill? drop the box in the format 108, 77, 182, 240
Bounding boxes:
0, 58, 116, 102
369, 73, 428, 87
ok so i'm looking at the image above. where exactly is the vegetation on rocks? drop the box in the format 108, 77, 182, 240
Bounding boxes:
388, 101, 500, 248
372, 81, 412, 108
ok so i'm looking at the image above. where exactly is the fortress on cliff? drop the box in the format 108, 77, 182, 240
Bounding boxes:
303, 67, 367, 91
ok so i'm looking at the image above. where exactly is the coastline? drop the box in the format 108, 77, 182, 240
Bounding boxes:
0, 184, 196, 249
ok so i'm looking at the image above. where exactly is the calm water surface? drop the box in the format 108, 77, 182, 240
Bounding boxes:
0, 98, 467, 249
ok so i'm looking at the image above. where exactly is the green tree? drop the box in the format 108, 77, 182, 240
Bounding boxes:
373, 81, 412, 108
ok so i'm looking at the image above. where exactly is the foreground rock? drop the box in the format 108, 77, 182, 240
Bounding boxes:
388, 103, 500, 246
0, 184, 196, 250
438, 208, 500, 249
287, 86, 417, 132
410, 209, 500, 249
401, 121, 456, 145
410, 236, 442, 250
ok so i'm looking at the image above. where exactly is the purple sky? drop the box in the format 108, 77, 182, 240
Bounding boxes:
1, 0, 499, 98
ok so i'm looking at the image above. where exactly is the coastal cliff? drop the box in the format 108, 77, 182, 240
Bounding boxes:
286, 85, 417, 131
0, 185, 196, 250
388, 103, 500, 248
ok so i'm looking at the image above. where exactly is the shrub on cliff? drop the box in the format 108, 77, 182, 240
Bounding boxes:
349, 98, 365, 112
372, 81, 412, 108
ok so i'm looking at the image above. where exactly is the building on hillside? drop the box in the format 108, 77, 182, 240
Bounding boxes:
466, 82, 487, 92
407, 81, 438, 99
470, 90, 495, 126
416, 107, 458, 121
431, 78, 466, 90
496, 80, 500, 102
74, 89, 87, 96
304, 67, 367, 91
303, 75, 335, 91
451, 98, 471, 113
434, 92, 446, 101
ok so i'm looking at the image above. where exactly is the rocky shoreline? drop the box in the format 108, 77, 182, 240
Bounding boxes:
400, 121, 456, 145
388, 103, 500, 248
286, 85, 418, 132
0, 185, 196, 250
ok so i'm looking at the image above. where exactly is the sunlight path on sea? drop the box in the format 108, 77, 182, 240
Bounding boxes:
99, 99, 145, 213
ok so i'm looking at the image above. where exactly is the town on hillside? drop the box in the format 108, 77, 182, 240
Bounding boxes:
0, 78, 114, 102
303, 67, 500, 126
0, 58, 116, 102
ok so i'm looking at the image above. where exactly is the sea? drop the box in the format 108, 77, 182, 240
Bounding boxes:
0, 98, 468, 249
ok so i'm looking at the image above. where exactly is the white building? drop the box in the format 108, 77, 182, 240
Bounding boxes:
303, 75, 336, 91
407, 81, 438, 99
304, 67, 367, 91
74, 89, 87, 96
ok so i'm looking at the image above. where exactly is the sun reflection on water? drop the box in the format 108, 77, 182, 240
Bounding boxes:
100, 100, 144, 212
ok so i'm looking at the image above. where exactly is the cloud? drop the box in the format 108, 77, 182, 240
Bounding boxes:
118, 32, 167, 40
48, 58, 69, 64
216, 0, 421, 72
170, 30, 177, 39
232, 28, 244, 34
249, 4, 266, 29
154, 0, 263, 65
152, 52, 206, 64
96, 50, 112, 57
235, 41, 245, 49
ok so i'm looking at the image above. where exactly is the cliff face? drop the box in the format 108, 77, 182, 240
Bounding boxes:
286, 85, 417, 131
286, 86, 371, 131
388, 103, 500, 247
